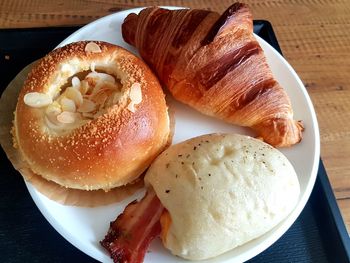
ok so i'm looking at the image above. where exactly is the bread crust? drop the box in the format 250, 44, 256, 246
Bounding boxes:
145, 134, 300, 260
122, 5, 304, 147
13, 41, 171, 190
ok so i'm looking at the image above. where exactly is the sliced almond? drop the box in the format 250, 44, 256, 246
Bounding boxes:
129, 83, 142, 104
127, 102, 136, 113
90, 62, 96, 72
85, 42, 102, 53
78, 99, 96, 113
45, 101, 62, 115
100, 82, 119, 92
60, 97, 76, 112
85, 72, 99, 87
45, 116, 64, 130
82, 112, 95, 119
113, 92, 122, 103
45, 102, 62, 126
94, 110, 105, 118
84, 77, 97, 92
101, 73, 116, 84
127, 83, 142, 113
93, 72, 115, 83
57, 111, 77, 124
92, 92, 108, 105
24, 92, 52, 108
104, 92, 120, 107
89, 84, 102, 96
72, 76, 81, 88
65, 87, 83, 107
80, 80, 90, 95
86, 72, 116, 86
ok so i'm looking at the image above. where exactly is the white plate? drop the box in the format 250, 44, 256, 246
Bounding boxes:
25, 7, 320, 263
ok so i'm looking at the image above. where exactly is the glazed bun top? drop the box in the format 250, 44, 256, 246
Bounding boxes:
145, 133, 300, 260
13, 41, 171, 190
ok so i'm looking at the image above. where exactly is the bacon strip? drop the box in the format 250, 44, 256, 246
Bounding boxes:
100, 190, 164, 263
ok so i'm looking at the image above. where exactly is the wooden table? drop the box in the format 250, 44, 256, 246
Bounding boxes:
1, 0, 349, 232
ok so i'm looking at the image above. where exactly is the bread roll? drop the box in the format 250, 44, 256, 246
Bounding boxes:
13, 41, 171, 191
145, 133, 300, 260
122, 4, 304, 147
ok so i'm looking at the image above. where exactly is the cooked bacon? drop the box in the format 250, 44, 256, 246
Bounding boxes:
100, 189, 164, 263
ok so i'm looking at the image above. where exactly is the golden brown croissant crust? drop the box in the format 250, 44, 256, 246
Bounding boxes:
122, 3, 304, 147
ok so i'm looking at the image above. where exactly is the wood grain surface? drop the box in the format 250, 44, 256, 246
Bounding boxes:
0, 0, 349, 233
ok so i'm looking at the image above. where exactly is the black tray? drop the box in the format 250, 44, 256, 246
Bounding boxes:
1, 21, 349, 263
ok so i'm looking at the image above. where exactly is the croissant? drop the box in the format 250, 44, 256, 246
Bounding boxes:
122, 3, 304, 147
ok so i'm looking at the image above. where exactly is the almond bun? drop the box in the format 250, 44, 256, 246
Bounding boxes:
13, 41, 171, 191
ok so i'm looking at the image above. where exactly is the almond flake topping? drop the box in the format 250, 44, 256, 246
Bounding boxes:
129, 83, 142, 104
72, 76, 81, 88
57, 111, 77, 124
127, 83, 142, 113
90, 62, 96, 72
28, 69, 124, 131
65, 87, 83, 107
24, 92, 52, 108
60, 97, 76, 112
78, 99, 96, 113
85, 42, 102, 53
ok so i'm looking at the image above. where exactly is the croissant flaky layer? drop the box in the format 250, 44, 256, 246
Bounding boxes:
122, 3, 304, 147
